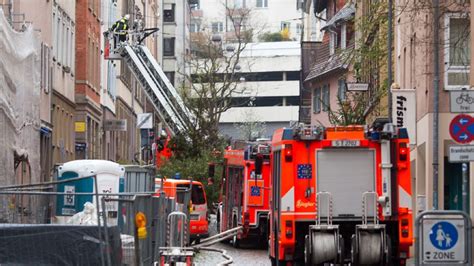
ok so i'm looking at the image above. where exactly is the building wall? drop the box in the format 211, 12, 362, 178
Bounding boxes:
75, 0, 103, 160
159, 0, 191, 86
395, 0, 472, 215
196, 0, 303, 41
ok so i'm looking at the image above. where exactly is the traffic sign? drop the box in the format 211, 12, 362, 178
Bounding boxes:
449, 114, 474, 144
137, 113, 153, 129
416, 211, 472, 265
450, 90, 474, 113
449, 145, 474, 162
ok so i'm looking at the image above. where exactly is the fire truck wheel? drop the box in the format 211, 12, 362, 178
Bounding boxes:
232, 217, 240, 248
384, 235, 392, 266
358, 231, 382, 265
337, 235, 345, 265
304, 235, 311, 266
351, 235, 358, 265
270, 258, 285, 266
232, 233, 240, 248
311, 232, 338, 265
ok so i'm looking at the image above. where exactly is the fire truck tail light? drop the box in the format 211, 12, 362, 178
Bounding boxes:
401, 218, 409, 226
401, 229, 409, 238
399, 143, 408, 161
285, 144, 293, 162
285, 220, 293, 238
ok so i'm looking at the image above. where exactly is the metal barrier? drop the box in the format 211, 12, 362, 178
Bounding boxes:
0, 175, 117, 266
0, 168, 178, 266
415, 210, 472, 266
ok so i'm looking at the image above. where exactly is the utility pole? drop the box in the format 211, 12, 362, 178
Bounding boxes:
387, 0, 393, 120
432, 0, 440, 210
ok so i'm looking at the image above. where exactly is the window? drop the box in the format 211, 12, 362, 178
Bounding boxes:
281, 22, 290, 31
445, 14, 470, 89
296, 0, 304, 10
163, 4, 175, 22
341, 24, 347, 49
296, 23, 303, 34
190, 0, 200, 10
211, 22, 224, 33
313, 88, 321, 113
57, 16, 62, 63
65, 26, 70, 67
338, 79, 346, 101
330, 32, 336, 55
71, 27, 75, 74
322, 84, 330, 111
165, 72, 175, 86
234, 0, 246, 8
40, 43, 51, 93
52, 11, 57, 59
163, 38, 175, 56
190, 22, 200, 33
256, 0, 268, 8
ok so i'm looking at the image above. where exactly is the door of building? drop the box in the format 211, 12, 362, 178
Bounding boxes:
444, 157, 470, 212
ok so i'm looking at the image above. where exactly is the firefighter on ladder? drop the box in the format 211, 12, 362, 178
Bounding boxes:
110, 14, 130, 48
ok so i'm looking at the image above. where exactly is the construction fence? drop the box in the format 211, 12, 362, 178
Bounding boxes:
0, 165, 183, 265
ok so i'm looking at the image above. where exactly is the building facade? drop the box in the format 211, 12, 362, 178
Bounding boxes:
394, 0, 472, 216
218, 41, 301, 139
192, 0, 303, 42
303, 0, 354, 126
75, 0, 102, 160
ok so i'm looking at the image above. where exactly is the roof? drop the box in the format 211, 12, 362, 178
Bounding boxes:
321, 3, 355, 31
58, 160, 125, 178
239, 41, 301, 57
304, 47, 353, 83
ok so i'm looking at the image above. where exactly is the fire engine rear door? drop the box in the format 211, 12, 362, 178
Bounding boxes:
316, 149, 375, 218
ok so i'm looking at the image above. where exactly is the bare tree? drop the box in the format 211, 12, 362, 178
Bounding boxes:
179, 5, 257, 151
234, 101, 267, 140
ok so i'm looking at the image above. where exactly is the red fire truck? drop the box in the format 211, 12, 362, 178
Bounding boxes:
216, 141, 272, 247
268, 119, 413, 265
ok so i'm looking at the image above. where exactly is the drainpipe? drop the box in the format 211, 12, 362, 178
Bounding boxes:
432, 0, 440, 210
470, 0, 474, 220
387, 0, 393, 120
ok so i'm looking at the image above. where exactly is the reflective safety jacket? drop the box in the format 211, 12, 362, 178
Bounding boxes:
111, 18, 128, 35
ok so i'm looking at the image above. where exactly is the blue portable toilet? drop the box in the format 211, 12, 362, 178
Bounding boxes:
55, 160, 125, 224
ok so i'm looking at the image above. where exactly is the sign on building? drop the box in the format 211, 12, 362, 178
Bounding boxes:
450, 90, 474, 113
416, 211, 472, 265
75, 122, 86, 133
137, 113, 153, 129
449, 145, 474, 163
346, 82, 369, 91
391, 89, 416, 145
104, 119, 127, 131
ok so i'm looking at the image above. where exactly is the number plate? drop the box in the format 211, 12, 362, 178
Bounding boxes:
331, 140, 360, 147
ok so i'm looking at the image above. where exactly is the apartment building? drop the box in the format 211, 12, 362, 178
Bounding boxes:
75, 0, 102, 160
303, 0, 355, 126
394, 0, 472, 215
158, 0, 192, 87
191, 0, 302, 139
192, 0, 303, 42
1, 0, 76, 180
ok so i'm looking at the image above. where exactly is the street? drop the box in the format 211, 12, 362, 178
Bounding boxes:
193, 215, 270, 265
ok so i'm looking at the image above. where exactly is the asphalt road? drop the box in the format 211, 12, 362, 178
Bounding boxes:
193, 215, 270, 265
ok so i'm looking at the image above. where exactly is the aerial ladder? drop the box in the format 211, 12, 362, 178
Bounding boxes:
104, 28, 195, 138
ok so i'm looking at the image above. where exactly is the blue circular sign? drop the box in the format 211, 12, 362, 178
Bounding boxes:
429, 221, 458, 250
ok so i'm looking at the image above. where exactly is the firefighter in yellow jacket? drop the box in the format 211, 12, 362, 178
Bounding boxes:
110, 14, 130, 47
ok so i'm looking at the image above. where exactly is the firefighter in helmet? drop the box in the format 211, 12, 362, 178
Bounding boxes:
110, 14, 130, 47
